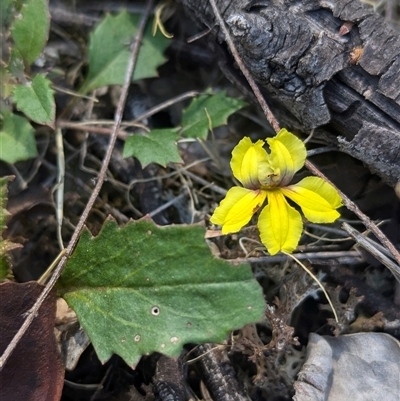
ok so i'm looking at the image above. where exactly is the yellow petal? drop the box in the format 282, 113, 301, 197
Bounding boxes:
266, 129, 307, 186
258, 190, 303, 255
231, 137, 271, 189
281, 176, 342, 223
210, 187, 267, 234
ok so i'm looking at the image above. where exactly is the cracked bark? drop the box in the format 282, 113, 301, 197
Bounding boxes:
175, 0, 400, 186
193, 344, 250, 401
153, 355, 186, 401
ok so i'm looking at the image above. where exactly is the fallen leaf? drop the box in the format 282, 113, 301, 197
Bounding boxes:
0, 282, 64, 401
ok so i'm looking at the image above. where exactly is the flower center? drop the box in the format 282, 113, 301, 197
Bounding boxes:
260, 169, 281, 188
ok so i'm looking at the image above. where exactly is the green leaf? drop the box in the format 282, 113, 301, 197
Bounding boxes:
0, 176, 17, 282
58, 218, 265, 367
123, 128, 182, 167
81, 11, 170, 94
10, 0, 50, 65
181, 91, 247, 139
13, 74, 55, 127
0, 113, 38, 163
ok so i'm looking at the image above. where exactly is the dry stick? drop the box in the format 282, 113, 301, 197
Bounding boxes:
342, 222, 400, 282
232, 250, 362, 265
57, 122, 130, 140
58, 90, 199, 138
305, 160, 400, 268
0, 0, 155, 372
208, 0, 400, 270
208, 0, 280, 133
131, 90, 199, 124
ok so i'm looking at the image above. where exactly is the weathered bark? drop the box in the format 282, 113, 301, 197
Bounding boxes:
175, 0, 400, 186
193, 344, 250, 401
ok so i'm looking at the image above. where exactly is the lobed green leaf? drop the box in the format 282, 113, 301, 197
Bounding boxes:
10, 0, 50, 65
59, 218, 265, 367
13, 74, 55, 127
80, 11, 170, 94
123, 128, 182, 167
181, 91, 247, 139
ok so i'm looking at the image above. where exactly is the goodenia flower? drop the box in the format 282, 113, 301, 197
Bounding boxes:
210, 129, 342, 255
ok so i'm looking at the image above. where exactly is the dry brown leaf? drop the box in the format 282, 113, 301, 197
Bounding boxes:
0, 282, 64, 401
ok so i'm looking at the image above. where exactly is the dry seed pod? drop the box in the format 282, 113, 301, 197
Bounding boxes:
339, 21, 354, 36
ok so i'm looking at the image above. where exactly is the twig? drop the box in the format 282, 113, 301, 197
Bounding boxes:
306, 223, 351, 237
52, 85, 99, 101
342, 222, 400, 283
131, 90, 199, 123
306, 146, 339, 156
0, 0, 155, 372
230, 250, 362, 265
58, 90, 199, 137
303, 230, 351, 243
191, 343, 249, 401
57, 122, 131, 139
176, 169, 227, 196
208, 0, 280, 133
149, 191, 187, 218
305, 160, 400, 267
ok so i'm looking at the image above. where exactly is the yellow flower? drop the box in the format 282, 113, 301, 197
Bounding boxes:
210, 129, 342, 255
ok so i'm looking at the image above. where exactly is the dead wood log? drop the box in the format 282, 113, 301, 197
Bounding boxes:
175, 0, 400, 186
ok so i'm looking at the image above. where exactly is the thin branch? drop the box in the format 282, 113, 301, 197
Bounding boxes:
208, 0, 280, 133
57, 122, 131, 139
58, 90, 199, 138
342, 222, 400, 282
171, 166, 228, 196
0, 0, 155, 372
132, 90, 199, 123
305, 160, 400, 267
230, 250, 362, 265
